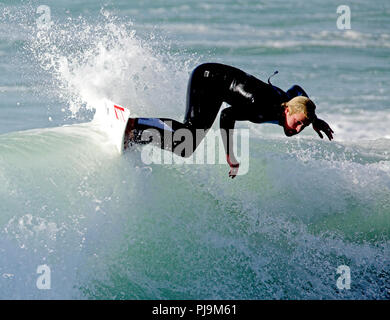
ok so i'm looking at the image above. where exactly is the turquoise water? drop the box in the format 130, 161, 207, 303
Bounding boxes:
0, 0, 389, 299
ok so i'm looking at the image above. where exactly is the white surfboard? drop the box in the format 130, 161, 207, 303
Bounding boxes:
94, 99, 131, 154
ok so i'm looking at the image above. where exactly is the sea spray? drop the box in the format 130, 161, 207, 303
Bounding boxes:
23, 8, 195, 120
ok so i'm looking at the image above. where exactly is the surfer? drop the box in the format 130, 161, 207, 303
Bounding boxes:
124, 62, 334, 178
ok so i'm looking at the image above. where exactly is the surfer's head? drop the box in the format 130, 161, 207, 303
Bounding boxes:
282, 96, 316, 136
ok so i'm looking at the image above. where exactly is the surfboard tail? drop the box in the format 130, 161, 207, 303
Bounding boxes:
94, 99, 131, 154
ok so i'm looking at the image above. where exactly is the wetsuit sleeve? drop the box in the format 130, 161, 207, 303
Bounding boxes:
220, 107, 246, 164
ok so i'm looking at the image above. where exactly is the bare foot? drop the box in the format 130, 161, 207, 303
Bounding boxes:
125, 118, 136, 140
124, 118, 136, 150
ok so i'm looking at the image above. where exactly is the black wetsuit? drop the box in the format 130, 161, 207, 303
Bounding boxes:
127, 63, 308, 156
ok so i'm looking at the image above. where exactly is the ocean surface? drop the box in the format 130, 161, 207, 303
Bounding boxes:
0, 0, 389, 299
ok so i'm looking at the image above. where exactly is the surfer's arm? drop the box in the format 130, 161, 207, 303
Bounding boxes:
220, 107, 242, 178
312, 116, 334, 141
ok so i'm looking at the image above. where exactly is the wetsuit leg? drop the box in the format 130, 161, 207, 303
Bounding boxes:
127, 63, 226, 157
126, 117, 186, 152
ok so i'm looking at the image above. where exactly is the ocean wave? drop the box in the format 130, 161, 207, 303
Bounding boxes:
0, 125, 388, 299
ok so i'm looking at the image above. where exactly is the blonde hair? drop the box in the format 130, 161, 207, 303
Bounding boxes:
282, 96, 316, 121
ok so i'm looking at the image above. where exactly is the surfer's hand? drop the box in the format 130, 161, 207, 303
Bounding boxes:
226, 154, 239, 179
312, 118, 334, 141
228, 165, 239, 179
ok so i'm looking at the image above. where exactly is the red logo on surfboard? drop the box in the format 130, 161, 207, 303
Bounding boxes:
114, 105, 126, 122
